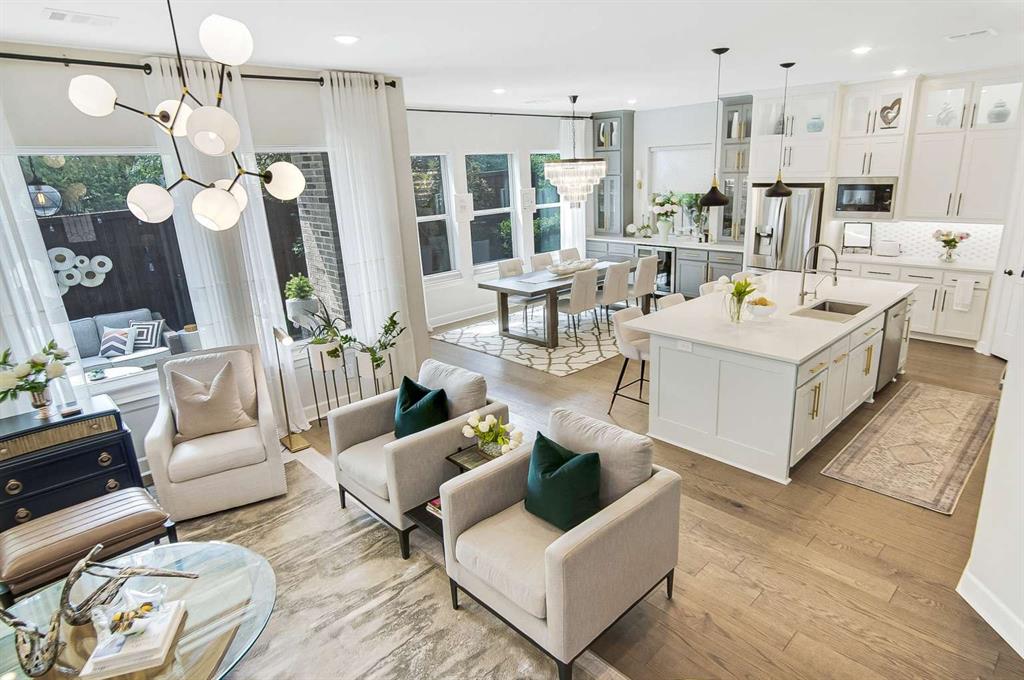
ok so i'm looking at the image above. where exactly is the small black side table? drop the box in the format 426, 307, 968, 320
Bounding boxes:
403, 445, 500, 541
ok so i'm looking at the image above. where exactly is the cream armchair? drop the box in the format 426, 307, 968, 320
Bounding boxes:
146, 345, 286, 521
440, 409, 681, 680
328, 359, 508, 559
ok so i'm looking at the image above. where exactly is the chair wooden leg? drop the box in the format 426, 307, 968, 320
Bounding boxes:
399, 527, 413, 559
608, 358, 629, 414
639, 359, 646, 400
666, 568, 675, 599
339, 485, 346, 508
449, 579, 460, 610
557, 659, 573, 680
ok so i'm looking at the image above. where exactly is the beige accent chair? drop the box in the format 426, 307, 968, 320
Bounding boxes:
558, 247, 581, 262
595, 260, 630, 333
698, 280, 718, 296
530, 252, 554, 271
609, 307, 651, 413
146, 345, 286, 521
440, 408, 681, 680
556, 268, 600, 346
627, 255, 658, 309
329, 359, 508, 558
731, 270, 757, 282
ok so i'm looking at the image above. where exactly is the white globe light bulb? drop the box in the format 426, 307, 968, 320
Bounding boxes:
127, 184, 175, 223
192, 187, 241, 231
198, 14, 254, 66
214, 178, 249, 211
68, 75, 117, 117
264, 161, 306, 200
155, 99, 193, 137
186, 106, 241, 157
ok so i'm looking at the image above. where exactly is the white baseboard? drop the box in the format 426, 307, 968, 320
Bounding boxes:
428, 303, 497, 330
908, 331, 976, 348
957, 566, 1024, 657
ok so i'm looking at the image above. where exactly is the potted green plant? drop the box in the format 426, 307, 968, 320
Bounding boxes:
339, 312, 406, 394
309, 304, 348, 371
283, 273, 318, 330
0, 340, 74, 419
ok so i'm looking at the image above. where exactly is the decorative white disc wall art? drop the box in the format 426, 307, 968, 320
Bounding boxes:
50, 248, 113, 295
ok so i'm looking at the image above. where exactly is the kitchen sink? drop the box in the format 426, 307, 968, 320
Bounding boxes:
790, 300, 869, 322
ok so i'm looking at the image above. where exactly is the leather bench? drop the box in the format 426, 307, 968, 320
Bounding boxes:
0, 488, 175, 607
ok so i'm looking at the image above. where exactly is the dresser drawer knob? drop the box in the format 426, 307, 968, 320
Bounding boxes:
98, 452, 113, 467
105, 479, 120, 492
14, 508, 31, 523
5, 479, 22, 496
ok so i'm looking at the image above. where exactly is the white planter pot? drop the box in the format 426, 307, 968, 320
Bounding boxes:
285, 298, 319, 330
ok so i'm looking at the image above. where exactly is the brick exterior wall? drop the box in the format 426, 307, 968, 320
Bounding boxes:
292, 152, 349, 327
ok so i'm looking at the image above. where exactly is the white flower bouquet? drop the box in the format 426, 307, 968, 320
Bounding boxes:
461, 411, 523, 457
0, 340, 73, 418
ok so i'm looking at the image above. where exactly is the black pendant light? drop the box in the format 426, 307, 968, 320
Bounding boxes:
699, 47, 730, 208
765, 61, 796, 199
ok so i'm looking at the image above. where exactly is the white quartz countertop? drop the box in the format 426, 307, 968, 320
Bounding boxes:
625, 271, 916, 364
832, 252, 996, 273
587, 234, 745, 253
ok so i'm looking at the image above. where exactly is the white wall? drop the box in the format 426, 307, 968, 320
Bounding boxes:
406, 110, 560, 327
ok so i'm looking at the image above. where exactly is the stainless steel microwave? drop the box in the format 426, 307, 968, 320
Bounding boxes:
834, 178, 897, 219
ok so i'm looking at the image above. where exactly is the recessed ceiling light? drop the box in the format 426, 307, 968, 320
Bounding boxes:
492, 88, 506, 95
851, 45, 872, 55
892, 68, 908, 76
333, 35, 359, 45
627, 98, 637, 105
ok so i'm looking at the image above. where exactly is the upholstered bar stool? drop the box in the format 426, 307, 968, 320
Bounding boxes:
658, 292, 685, 309
609, 307, 650, 413
699, 281, 718, 296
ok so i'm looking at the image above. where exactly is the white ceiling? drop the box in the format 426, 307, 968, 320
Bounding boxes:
2, 1, 1023, 113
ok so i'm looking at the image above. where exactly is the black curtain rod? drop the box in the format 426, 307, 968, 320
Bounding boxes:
407, 108, 591, 119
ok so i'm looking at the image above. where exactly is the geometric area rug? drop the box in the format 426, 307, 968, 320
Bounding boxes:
179, 460, 628, 679
431, 310, 621, 377
821, 381, 998, 514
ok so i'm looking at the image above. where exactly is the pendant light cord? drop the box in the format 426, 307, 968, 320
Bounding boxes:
776, 66, 790, 173
570, 96, 577, 160
712, 54, 722, 175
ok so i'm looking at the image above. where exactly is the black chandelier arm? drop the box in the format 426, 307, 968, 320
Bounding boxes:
169, 134, 187, 178
216, 64, 227, 108
184, 89, 205, 108
166, 0, 188, 91
167, 177, 185, 191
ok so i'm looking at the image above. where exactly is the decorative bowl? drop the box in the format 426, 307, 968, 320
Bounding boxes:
747, 302, 777, 320
547, 258, 598, 276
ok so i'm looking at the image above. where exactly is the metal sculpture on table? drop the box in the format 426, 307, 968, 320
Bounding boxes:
0, 544, 198, 676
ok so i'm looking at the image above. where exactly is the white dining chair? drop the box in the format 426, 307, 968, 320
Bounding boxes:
609, 307, 650, 413
558, 247, 581, 262
530, 252, 554, 271
658, 292, 686, 309
698, 281, 719, 296
596, 260, 631, 333
731, 270, 757, 282
557, 267, 600, 347
497, 258, 540, 328
627, 255, 658, 309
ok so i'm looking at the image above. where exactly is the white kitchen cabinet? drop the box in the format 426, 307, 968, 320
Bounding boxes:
968, 77, 1022, 131
837, 137, 903, 177
823, 343, 850, 431
750, 89, 837, 179
841, 80, 913, 138
836, 139, 871, 176
935, 287, 988, 340
898, 298, 913, 374
791, 370, 827, 465
843, 331, 882, 417
955, 129, 1020, 221
787, 92, 834, 139
909, 283, 941, 333
784, 139, 831, 176
901, 133, 964, 218
916, 78, 972, 133
748, 135, 782, 177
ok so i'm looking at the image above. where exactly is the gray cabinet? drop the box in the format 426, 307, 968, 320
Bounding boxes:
709, 262, 743, 281
676, 259, 708, 298
592, 110, 634, 236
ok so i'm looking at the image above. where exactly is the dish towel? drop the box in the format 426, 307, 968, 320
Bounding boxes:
952, 276, 977, 312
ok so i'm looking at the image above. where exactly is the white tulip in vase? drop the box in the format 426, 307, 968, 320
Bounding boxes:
0, 340, 73, 419
462, 411, 523, 458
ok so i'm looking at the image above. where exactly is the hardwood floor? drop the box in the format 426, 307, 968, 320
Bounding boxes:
423, 330, 1020, 680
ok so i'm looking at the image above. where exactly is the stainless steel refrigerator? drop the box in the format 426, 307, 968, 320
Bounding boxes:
749, 183, 825, 271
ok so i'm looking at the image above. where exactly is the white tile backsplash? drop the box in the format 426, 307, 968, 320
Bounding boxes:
831, 221, 1003, 264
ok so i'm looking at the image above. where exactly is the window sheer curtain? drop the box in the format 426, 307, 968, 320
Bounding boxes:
0, 98, 80, 417
319, 71, 415, 378
558, 117, 594, 254
143, 56, 308, 432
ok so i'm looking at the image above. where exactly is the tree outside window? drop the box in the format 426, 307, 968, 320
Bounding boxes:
530, 153, 561, 253
465, 154, 514, 265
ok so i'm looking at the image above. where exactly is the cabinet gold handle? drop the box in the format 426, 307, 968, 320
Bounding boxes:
812, 383, 822, 419
809, 361, 827, 374
5, 479, 22, 496
833, 353, 848, 364
15, 508, 31, 523
105, 479, 120, 492
98, 452, 113, 467
864, 345, 873, 375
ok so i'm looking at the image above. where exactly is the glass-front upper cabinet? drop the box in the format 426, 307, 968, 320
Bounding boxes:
917, 79, 972, 133
753, 97, 786, 137
722, 102, 751, 142
787, 92, 833, 138
970, 78, 1023, 130
719, 175, 748, 242
594, 175, 621, 234
872, 85, 910, 135
842, 89, 875, 137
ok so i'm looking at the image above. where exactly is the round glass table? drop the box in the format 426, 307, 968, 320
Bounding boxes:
0, 542, 275, 680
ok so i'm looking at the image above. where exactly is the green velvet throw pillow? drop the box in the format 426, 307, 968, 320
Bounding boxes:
524, 432, 600, 531
394, 376, 448, 439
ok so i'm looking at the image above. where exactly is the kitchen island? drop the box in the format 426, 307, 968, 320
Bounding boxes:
624, 271, 916, 483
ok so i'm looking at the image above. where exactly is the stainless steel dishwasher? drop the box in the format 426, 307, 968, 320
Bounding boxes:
876, 298, 908, 391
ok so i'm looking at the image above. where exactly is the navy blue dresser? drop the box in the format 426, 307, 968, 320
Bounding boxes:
0, 395, 143, 531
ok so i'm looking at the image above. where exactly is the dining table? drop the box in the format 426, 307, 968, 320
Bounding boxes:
477, 254, 646, 349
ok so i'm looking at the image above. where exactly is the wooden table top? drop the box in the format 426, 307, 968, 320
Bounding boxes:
477, 255, 636, 296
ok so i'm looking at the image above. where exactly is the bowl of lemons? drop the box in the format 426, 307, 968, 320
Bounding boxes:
747, 296, 777, 320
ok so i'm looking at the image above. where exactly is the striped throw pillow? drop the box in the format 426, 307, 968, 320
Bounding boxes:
99, 326, 136, 357
130, 319, 165, 350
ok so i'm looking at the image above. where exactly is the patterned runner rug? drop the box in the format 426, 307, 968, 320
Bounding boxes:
431, 311, 620, 377
821, 381, 998, 514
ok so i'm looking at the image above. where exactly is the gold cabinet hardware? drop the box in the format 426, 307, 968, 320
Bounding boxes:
14, 508, 31, 523
105, 479, 120, 492
5, 479, 22, 496
833, 352, 848, 364
98, 452, 113, 467
809, 361, 827, 374
864, 345, 874, 375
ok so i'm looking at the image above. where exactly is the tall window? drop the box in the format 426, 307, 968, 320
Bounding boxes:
530, 153, 561, 253
18, 154, 195, 346
256, 152, 349, 338
465, 153, 514, 265
411, 155, 455, 276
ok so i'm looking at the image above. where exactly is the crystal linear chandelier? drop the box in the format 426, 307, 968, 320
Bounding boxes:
66, 0, 306, 231
544, 95, 606, 207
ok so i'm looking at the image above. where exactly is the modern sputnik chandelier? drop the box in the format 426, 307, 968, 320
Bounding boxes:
66, 0, 306, 231
543, 95, 607, 206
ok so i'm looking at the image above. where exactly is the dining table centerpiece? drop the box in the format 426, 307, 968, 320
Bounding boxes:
0, 340, 73, 419
462, 411, 523, 457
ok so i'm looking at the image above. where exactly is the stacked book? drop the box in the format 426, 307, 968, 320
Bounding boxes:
79, 600, 186, 679
424, 496, 442, 520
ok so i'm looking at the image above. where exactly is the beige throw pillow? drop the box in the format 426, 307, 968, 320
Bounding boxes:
170, 361, 256, 441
